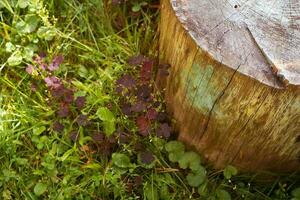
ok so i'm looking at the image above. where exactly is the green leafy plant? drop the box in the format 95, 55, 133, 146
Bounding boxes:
223, 165, 238, 179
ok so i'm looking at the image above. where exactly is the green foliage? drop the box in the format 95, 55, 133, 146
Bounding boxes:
96, 107, 116, 136
165, 141, 185, 162
292, 188, 300, 200
223, 165, 238, 179
0, 0, 299, 199
216, 189, 231, 200
34, 182, 47, 196
2, 0, 57, 67
178, 151, 201, 170
112, 153, 132, 168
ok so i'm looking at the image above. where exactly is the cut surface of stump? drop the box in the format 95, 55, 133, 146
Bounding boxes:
159, 0, 300, 172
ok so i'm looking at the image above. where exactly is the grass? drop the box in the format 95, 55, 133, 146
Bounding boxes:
0, 0, 299, 199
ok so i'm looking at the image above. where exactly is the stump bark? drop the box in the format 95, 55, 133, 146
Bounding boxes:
159, 0, 300, 172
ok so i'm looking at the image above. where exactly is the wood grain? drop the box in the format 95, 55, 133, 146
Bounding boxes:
159, 0, 300, 172
169, 0, 300, 86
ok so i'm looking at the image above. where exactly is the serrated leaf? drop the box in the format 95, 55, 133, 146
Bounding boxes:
178, 151, 201, 169
34, 183, 47, 196
216, 189, 231, 200
33, 126, 46, 135
112, 153, 132, 168
223, 165, 238, 179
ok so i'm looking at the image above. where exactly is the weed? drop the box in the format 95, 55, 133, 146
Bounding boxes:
0, 0, 299, 199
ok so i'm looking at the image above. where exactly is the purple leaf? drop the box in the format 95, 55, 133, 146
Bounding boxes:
48, 55, 64, 71
115, 85, 123, 94
69, 131, 79, 142
57, 103, 70, 118
38, 52, 47, 58
127, 55, 145, 66
136, 116, 150, 136
52, 121, 64, 133
116, 74, 136, 89
108, 135, 117, 144
39, 63, 47, 71
156, 123, 171, 138
118, 132, 130, 144
121, 103, 132, 116
140, 151, 155, 164
131, 101, 146, 113
50, 85, 65, 99
157, 112, 169, 122
140, 60, 153, 82
25, 65, 34, 74
76, 114, 88, 126
44, 76, 62, 89
92, 132, 104, 142
136, 85, 151, 101
63, 88, 74, 103
146, 108, 157, 120
133, 176, 143, 187
75, 96, 86, 110
30, 83, 38, 92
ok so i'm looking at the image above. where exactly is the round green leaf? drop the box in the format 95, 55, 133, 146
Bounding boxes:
216, 189, 231, 200
186, 166, 206, 187
34, 182, 47, 196
7, 50, 23, 66
112, 153, 132, 168
178, 151, 201, 169
168, 151, 184, 162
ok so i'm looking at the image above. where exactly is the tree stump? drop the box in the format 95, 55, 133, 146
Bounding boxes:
159, 0, 300, 172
